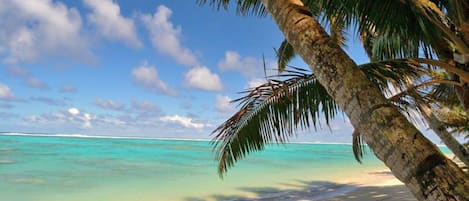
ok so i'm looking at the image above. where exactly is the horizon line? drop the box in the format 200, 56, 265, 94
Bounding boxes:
0, 132, 449, 147
1, 132, 356, 145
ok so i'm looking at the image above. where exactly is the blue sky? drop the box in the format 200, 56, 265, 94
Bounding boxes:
0, 0, 442, 143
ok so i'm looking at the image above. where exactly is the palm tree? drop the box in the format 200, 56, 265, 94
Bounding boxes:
390, 75, 469, 168
302, 0, 469, 169
331, 0, 469, 168
273, 9, 469, 168
313, 0, 469, 118
199, 0, 469, 200
413, 97, 469, 167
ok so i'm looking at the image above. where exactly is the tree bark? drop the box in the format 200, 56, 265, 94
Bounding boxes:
417, 100, 469, 168
261, 0, 469, 200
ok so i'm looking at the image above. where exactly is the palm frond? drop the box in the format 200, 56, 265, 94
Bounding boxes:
359, 58, 427, 94
328, 15, 348, 48
275, 40, 296, 73
213, 68, 340, 176
426, 71, 461, 106
214, 58, 438, 174
436, 105, 469, 134
352, 129, 366, 163
314, 0, 465, 59
443, 0, 468, 26
369, 32, 421, 61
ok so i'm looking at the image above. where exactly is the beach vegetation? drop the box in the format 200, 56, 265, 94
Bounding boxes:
199, 0, 469, 200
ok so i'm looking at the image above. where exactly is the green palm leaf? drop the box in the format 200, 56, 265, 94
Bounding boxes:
214, 58, 434, 175
275, 40, 295, 73
213, 67, 339, 175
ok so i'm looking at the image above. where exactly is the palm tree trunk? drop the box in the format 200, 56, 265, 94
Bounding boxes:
260, 0, 469, 200
417, 99, 469, 168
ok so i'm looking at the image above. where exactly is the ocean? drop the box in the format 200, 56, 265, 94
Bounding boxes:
0, 134, 449, 201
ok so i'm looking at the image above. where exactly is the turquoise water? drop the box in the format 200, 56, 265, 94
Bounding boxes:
0, 134, 450, 201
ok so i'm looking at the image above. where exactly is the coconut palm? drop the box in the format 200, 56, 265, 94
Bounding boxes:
199, 0, 469, 200
273, 0, 469, 167
391, 78, 469, 168
436, 104, 469, 144
312, 0, 469, 118
275, 20, 469, 169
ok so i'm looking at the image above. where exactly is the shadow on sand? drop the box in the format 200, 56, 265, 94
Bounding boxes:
184, 180, 416, 201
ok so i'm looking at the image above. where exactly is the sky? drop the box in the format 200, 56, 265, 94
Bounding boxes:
0, 0, 443, 143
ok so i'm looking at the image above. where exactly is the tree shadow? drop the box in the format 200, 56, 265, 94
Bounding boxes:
184, 180, 416, 201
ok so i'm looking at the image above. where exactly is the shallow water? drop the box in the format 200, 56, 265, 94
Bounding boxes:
0, 134, 450, 201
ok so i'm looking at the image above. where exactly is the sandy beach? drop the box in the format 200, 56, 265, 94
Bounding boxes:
206, 169, 416, 201
320, 170, 415, 201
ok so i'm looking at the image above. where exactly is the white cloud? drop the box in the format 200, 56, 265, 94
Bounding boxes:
95, 99, 125, 111
0, 0, 91, 64
215, 95, 235, 113
66, 107, 93, 128
26, 107, 93, 129
68, 108, 80, 116
82, 113, 92, 128
185, 66, 223, 91
83, 0, 141, 48
247, 78, 266, 89
131, 64, 178, 96
218, 51, 270, 78
141, 5, 198, 67
160, 115, 205, 129
0, 83, 16, 100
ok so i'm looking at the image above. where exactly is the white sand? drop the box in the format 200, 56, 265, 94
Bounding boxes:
320, 170, 416, 201
218, 169, 417, 201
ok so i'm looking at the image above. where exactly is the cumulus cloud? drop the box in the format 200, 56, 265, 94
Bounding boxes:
67, 107, 93, 128
0, 0, 91, 64
141, 5, 198, 67
6, 66, 49, 90
95, 99, 125, 111
160, 115, 206, 129
82, 113, 93, 128
0, 83, 17, 101
218, 51, 271, 78
215, 95, 235, 113
68, 107, 80, 116
184, 66, 223, 91
83, 0, 141, 48
25, 107, 93, 129
131, 64, 178, 96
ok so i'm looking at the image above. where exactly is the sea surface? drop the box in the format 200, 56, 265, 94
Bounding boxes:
0, 134, 450, 201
